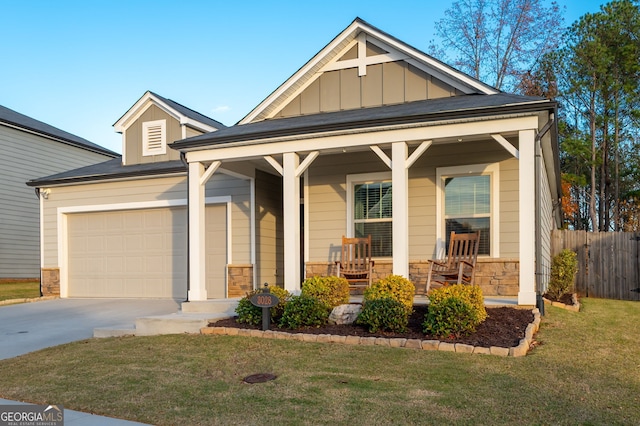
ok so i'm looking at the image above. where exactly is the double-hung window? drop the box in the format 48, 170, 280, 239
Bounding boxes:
437, 164, 499, 257
348, 173, 392, 257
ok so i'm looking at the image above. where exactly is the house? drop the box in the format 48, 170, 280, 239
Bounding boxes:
0, 105, 118, 281
29, 18, 561, 305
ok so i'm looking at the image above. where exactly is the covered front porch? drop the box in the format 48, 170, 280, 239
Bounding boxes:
175, 107, 547, 306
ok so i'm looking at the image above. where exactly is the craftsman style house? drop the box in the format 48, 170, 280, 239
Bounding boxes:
29, 18, 561, 305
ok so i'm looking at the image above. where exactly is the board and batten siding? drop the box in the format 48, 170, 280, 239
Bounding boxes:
124, 104, 182, 165
276, 61, 461, 119
305, 140, 520, 263
41, 173, 252, 269
0, 124, 113, 278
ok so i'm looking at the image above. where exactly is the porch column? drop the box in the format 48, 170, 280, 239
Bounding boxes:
392, 142, 409, 278
188, 161, 207, 300
283, 152, 301, 292
518, 129, 536, 305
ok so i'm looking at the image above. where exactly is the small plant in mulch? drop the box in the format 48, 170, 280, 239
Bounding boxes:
544, 249, 578, 304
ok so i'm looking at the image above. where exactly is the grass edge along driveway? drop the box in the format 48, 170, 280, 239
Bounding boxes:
0, 298, 638, 425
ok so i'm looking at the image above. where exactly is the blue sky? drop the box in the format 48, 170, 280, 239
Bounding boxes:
1, 0, 605, 154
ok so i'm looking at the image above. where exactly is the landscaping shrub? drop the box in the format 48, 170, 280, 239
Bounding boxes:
363, 275, 415, 314
301, 275, 350, 309
356, 297, 409, 333
235, 286, 290, 326
279, 295, 330, 329
423, 284, 487, 338
547, 249, 578, 300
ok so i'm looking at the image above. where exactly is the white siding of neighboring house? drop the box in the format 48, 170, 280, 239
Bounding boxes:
0, 125, 113, 278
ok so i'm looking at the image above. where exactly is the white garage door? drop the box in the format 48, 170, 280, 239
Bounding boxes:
67, 205, 227, 298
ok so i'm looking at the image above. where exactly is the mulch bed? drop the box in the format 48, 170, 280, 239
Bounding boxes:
211, 306, 534, 348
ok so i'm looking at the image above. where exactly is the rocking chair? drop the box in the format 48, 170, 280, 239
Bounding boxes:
336, 235, 375, 290
426, 231, 481, 293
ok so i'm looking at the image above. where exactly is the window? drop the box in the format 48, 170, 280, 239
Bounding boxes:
142, 120, 167, 156
437, 164, 499, 257
348, 173, 392, 257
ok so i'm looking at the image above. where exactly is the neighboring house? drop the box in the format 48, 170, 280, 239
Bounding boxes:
29, 18, 562, 305
0, 105, 118, 280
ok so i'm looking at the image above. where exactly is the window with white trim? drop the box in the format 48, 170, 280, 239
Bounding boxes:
348, 173, 392, 257
142, 119, 167, 156
437, 164, 499, 257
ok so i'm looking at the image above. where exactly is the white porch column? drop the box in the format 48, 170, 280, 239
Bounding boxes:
283, 152, 301, 292
518, 129, 536, 305
188, 161, 207, 301
392, 142, 409, 278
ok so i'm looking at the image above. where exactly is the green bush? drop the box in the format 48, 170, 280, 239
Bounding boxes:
547, 249, 578, 300
363, 275, 415, 314
301, 275, 350, 309
422, 297, 480, 338
279, 295, 330, 329
356, 297, 409, 333
235, 286, 290, 326
423, 284, 487, 338
427, 284, 487, 323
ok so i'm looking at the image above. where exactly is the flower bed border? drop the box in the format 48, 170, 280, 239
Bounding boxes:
201, 308, 541, 357
543, 293, 580, 312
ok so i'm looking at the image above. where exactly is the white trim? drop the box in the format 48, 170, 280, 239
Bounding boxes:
296, 151, 319, 177
200, 161, 221, 185
346, 171, 392, 238
304, 169, 310, 265
249, 177, 256, 289
406, 141, 432, 169
264, 156, 284, 176
371, 146, 392, 169
435, 163, 500, 259
518, 129, 537, 305
186, 115, 541, 163
39, 191, 45, 294
57, 196, 231, 299
491, 134, 519, 158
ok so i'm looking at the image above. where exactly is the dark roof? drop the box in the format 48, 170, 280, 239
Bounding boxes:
0, 104, 119, 157
26, 157, 186, 187
148, 92, 227, 130
174, 93, 556, 150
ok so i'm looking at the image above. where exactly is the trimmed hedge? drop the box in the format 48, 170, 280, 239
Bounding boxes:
423, 284, 487, 338
363, 275, 415, 314
301, 276, 350, 309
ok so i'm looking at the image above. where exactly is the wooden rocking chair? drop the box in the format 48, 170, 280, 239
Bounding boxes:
336, 235, 375, 290
426, 231, 481, 293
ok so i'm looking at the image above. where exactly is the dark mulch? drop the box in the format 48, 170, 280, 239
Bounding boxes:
210, 306, 534, 348
543, 293, 576, 305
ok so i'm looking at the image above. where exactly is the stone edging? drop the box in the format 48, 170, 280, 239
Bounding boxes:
0, 295, 59, 307
543, 294, 580, 312
201, 308, 541, 357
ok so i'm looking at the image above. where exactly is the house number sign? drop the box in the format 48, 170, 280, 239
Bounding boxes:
249, 284, 279, 331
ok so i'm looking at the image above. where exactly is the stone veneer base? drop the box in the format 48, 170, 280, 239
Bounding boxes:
201, 308, 541, 357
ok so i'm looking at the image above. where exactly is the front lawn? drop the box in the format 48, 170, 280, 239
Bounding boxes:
0, 281, 40, 302
0, 298, 638, 425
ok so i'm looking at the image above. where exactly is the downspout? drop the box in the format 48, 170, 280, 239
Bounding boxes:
534, 113, 555, 315
181, 151, 190, 301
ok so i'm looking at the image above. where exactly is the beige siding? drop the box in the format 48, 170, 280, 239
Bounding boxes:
42, 173, 251, 271
276, 61, 458, 118
255, 170, 283, 287
0, 125, 113, 278
185, 127, 205, 138
124, 104, 182, 165
306, 140, 520, 263
539, 154, 554, 292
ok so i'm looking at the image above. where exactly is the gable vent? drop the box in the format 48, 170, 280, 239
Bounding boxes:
142, 119, 167, 156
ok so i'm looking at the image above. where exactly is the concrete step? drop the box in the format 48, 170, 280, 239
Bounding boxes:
134, 312, 231, 336
94, 324, 136, 338
180, 298, 239, 315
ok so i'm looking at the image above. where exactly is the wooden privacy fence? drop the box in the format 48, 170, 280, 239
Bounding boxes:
551, 230, 640, 301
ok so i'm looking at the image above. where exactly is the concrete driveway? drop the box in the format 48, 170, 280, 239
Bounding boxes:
0, 298, 181, 360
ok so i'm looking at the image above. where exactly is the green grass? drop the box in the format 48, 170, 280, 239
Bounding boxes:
0, 281, 40, 302
1, 298, 639, 425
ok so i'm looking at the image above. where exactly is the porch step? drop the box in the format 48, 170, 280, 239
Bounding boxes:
180, 298, 239, 315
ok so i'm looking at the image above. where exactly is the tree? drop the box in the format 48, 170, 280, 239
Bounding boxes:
556, 0, 640, 231
430, 0, 565, 91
